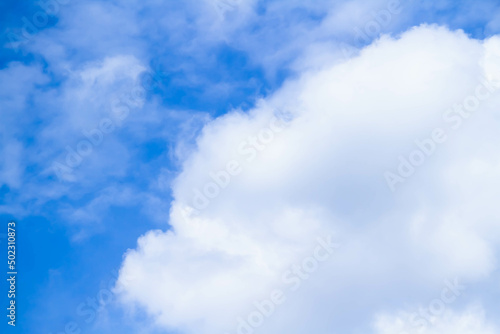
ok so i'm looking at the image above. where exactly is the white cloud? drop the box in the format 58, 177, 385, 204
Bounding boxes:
374, 306, 497, 334
115, 25, 500, 333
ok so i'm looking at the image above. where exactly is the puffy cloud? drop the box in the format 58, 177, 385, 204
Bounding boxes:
116, 25, 500, 334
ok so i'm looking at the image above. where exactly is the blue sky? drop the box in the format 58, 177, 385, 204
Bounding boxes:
2, 1, 500, 334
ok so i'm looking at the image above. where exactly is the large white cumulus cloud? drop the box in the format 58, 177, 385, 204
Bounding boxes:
116, 25, 500, 334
